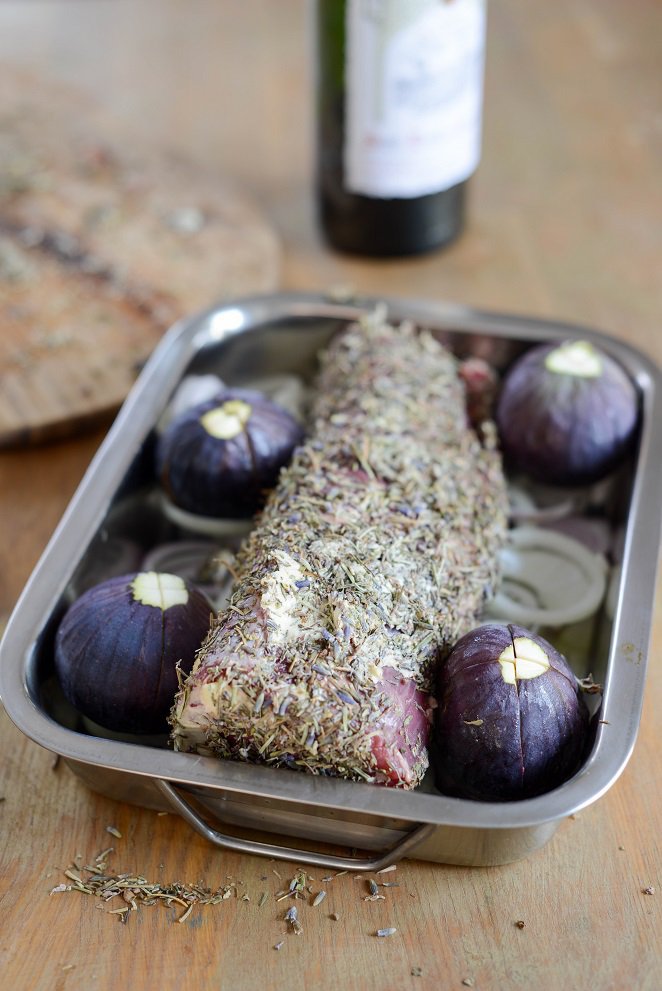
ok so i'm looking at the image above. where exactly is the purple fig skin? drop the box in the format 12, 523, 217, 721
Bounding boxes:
54, 573, 212, 734
433, 624, 589, 802
156, 388, 304, 518
495, 341, 639, 486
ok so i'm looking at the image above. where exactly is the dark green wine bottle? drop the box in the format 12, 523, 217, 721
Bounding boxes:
316, 0, 487, 257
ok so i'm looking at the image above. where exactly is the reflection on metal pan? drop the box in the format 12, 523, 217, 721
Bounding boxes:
1, 292, 661, 868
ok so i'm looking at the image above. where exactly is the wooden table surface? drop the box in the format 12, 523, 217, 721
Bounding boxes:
1, 2, 660, 989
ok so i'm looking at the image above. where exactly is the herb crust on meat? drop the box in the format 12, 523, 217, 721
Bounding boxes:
171, 311, 507, 787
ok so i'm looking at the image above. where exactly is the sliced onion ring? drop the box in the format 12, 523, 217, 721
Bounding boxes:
158, 491, 255, 539
484, 526, 608, 628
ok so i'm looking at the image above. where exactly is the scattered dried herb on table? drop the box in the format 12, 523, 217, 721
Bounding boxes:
172, 309, 507, 787
49, 848, 240, 923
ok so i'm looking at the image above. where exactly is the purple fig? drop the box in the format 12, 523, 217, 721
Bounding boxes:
54, 571, 212, 734
496, 340, 639, 486
433, 624, 588, 801
156, 389, 304, 518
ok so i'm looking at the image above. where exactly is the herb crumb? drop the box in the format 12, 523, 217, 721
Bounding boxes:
515, 920, 526, 929
285, 905, 303, 935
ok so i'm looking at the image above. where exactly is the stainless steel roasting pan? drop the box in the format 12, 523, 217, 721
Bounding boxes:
2, 292, 660, 868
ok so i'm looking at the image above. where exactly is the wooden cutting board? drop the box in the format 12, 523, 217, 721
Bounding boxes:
0, 67, 280, 447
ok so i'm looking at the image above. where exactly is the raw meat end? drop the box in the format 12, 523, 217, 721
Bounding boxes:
370, 667, 433, 786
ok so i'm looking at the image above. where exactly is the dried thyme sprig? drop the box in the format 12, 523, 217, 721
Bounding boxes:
49, 856, 239, 922
275, 868, 313, 901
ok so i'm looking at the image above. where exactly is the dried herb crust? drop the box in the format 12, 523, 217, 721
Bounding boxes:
171, 311, 507, 787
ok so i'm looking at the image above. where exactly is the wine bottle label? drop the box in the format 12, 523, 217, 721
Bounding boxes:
345, 0, 486, 199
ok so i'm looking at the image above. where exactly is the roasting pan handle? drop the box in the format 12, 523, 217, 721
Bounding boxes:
156, 779, 435, 871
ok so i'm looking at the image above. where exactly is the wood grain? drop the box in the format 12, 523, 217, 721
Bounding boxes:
0, 1, 660, 989
0, 67, 279, 447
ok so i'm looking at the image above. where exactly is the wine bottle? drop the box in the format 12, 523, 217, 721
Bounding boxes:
316, 0, 487, 257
